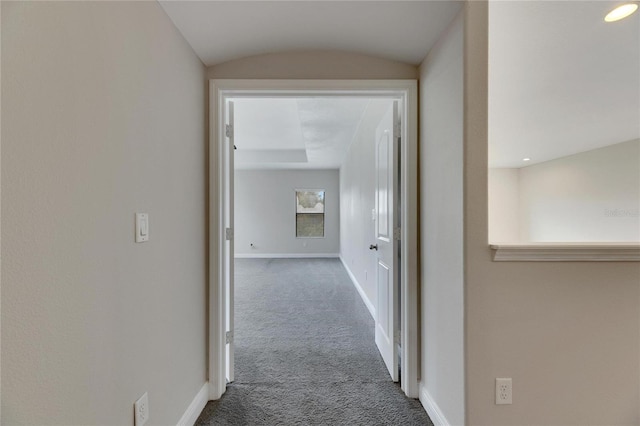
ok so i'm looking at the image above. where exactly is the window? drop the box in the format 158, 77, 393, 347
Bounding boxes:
296, 190, 325, 238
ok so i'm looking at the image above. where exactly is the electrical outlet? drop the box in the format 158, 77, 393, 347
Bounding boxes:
134, 392, 149, 426
495, 378, 512, 405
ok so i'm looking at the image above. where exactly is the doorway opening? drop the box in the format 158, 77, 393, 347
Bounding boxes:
209, 80, 419, 401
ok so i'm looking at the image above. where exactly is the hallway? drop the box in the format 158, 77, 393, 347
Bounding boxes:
195, 258, 432, 425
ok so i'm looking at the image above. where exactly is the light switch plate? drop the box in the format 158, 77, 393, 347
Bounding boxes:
135, 213, 149, 243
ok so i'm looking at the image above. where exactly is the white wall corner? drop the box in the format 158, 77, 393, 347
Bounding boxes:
339, 255, 376, 319
419, 383, 451, 426
177, 382, 209, 426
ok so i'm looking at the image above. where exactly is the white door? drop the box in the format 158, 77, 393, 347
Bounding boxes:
224, 101, 235, 383
373, 101, 400, 382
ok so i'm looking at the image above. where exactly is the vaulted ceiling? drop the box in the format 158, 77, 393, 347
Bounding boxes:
159, 1, 463, 170
159, 1, 639, 170
158, 1, 463, 66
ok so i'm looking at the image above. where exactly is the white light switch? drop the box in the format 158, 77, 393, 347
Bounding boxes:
136, 213, 149, 243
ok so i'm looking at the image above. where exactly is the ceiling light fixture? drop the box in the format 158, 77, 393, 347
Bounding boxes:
523, 158, 531, 162
604, 3, 638, 22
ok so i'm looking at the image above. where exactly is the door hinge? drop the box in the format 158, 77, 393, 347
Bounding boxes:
394, 227, 401, 241
225, 124, 234, 138
226, 331, 234, 344
394, 122, 401, 136
394, 330, 401, 345
225, 227, 234, 240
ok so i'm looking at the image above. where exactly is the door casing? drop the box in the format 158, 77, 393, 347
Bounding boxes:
208, 79, 419, 400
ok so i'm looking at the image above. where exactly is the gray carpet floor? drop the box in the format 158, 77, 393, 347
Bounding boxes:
195, 258, 433, 425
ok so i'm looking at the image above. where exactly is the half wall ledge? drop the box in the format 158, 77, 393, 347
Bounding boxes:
490, 243, 640, 262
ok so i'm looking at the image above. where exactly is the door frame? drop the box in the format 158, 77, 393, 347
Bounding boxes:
208, 79, 419, 400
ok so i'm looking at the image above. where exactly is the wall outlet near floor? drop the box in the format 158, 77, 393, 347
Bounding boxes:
134, 392, 149, 426
495, 378, 512, 405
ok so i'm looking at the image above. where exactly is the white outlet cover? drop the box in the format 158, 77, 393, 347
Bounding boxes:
134, 392, 149, 426
496, 378, 513, 405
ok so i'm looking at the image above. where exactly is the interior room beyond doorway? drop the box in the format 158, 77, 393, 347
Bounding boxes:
209, 80, 419, 401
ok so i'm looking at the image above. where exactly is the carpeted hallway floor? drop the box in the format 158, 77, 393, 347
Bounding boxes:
195, 258, 433, 425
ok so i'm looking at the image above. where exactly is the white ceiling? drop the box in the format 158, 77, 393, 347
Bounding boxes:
158, 1, 459, 169
233, 98, 372, 169
158, 0, 463, 66
489, 1, 640, 168
158, 1, 639, 170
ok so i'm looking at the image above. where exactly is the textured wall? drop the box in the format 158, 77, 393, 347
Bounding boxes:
1, 2, 207, 424
234, 169, 339, 256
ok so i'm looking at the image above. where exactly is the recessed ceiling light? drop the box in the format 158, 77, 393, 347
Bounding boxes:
523, 158, 531, 162
605, 3, 638, 22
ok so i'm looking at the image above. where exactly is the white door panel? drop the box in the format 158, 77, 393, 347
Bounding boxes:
374, 101, 399, 382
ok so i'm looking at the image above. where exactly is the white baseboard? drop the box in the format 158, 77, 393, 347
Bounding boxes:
234, 253, 339, 259
177, 382, 209, 426
339, 255, 375, 319
419, 383, 450, 426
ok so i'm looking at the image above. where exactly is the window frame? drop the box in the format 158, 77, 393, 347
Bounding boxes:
295, 188, 326, 239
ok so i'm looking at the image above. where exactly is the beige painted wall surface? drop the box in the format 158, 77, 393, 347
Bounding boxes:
488, 168, 519, 243
465, 3, 640, 425
490, 140, 640, 243
2, 2, 207, 424
207, 51, 418, 80
519, 139, 640, 242
419, 9, 465, 426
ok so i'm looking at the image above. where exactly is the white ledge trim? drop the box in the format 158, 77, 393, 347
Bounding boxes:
490, 243, 640, 262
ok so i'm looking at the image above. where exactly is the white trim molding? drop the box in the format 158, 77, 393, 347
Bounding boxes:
210, 79, 420, 400
177, 382, 209, 426
419, 383, 450, 426
490, 243, 640, 262
234, 253, 339, 259
339, 255, 376, 319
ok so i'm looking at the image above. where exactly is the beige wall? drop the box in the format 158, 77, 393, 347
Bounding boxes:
4, 3, 635, 425
1, 2, 208, 424
490, 139, 640, 243
488, 168, 519, 243
207, 51, 418, 80
419, 9, 465, 426
519, 139, 640, 242
465, 3, 640, 425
